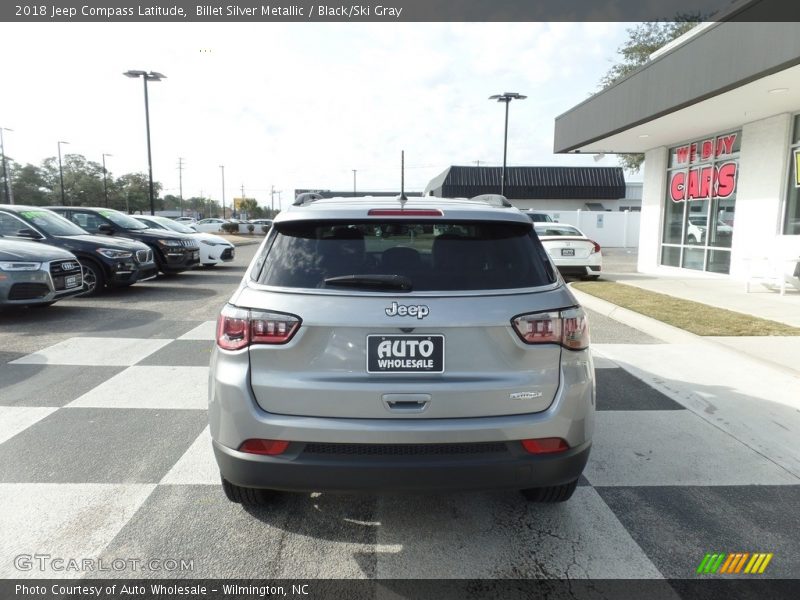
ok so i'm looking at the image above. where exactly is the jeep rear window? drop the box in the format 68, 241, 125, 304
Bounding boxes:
256, 220, 556, 291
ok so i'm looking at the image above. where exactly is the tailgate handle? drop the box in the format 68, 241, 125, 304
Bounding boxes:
383, 394, 430, 413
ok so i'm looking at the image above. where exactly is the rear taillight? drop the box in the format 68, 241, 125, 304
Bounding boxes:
239, 439, 290, 455
590, 240, 601, 254
511, 307, 590, 350
521, 438, 570, 454
216, 304, 300, 350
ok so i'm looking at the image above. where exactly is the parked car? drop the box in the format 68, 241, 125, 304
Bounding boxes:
534, 223, 602, 280
210, 195, 594, 505
194, 218, 228, 233
173, 217, 197, 224
523, 210, 555, 223
248, 219, 273, 229
0, 205, 157, 295
0, 237, 84, 308
47, 207, 200, 275
134, 215, 235, 267
686, 215, 734, 245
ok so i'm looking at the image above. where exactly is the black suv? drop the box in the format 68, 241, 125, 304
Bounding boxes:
47, 207, 200, 274
0, 205, 158, 295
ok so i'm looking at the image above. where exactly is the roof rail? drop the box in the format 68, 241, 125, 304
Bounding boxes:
293, 192, 325, 206
470, 194, 513, 208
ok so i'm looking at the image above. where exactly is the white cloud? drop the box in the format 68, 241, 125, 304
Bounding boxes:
0, 21, 631, 205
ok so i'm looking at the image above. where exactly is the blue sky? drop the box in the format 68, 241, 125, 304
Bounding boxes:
0, 22, 634, 206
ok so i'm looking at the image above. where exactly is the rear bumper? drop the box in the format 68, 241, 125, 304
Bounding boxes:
214, 439, 591, 492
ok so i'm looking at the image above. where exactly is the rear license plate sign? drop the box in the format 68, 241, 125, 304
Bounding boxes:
65, 275, 80, 288
561, 248, 575, 257
367, 335, 444, 374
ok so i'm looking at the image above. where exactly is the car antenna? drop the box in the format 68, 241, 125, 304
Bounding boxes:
400, 150, 407, 203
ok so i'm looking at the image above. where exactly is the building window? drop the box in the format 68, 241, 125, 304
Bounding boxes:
661, 130, 741, 273
783, 115, 800, 235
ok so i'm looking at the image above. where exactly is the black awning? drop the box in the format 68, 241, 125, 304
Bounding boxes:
426, 166, 626, 200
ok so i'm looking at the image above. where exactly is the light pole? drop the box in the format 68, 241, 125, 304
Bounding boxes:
489, 92, 527, 196
1, 127, 13, 204
219, 165, 226, 219
352, 169, 357, 197
124, 70, 166, 215
57, 140, 69, 205
102, 153, 112, 207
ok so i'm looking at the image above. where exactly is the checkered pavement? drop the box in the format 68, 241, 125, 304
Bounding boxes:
1, 317, 799, 580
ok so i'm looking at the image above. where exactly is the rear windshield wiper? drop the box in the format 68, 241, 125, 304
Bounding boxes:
324, 274, 412, 292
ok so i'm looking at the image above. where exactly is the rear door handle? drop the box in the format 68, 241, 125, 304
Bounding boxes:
382, 393, 431, 413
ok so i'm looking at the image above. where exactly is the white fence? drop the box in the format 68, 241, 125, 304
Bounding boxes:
537, 210, 641, 248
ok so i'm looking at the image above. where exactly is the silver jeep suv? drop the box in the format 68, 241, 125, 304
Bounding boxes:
209, 194, 594, 503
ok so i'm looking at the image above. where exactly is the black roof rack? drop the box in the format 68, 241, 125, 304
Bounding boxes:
470, 194, 513, 208
293, 192, 325, 207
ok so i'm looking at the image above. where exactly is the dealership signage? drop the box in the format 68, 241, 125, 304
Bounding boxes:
669, 133, 738, 202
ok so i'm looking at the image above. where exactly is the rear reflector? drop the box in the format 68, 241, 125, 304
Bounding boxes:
521, 438, 569, 454
217, 305, 301, 350
367, 209, 443, 216
239, 439, 290, 455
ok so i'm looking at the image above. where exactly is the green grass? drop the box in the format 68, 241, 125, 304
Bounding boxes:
572, 281, 800, 337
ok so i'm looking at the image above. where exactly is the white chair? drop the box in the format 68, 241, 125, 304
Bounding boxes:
744, 242, 800, 295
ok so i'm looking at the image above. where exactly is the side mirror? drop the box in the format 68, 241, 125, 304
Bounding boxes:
17, 229, 43, 240
97, 223, 115, 235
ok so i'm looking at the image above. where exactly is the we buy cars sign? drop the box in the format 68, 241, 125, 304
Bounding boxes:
669, 133, 738, 202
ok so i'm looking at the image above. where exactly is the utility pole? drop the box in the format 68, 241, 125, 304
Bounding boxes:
177, 157, 185, 216
1, 127, 13, 204
102, 153, 112, 208
240, 184, 245, 219
473, 160, 481, 167
219, 165, 226, 219
352, 169, 357, 197
270, 185, 275, 212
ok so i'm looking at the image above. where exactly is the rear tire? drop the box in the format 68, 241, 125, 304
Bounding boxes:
520, 479, 578, 503
221, 477, 278, 505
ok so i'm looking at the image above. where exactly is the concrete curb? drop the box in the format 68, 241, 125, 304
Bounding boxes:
570, 283, 800, 378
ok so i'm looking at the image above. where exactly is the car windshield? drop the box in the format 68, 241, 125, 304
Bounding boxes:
256, 220, 556, 291
100, 210, 149, 230
16, 209, 88, 236
535, 225, 582, 236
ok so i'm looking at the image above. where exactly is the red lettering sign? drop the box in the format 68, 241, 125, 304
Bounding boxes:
669, 162, 738, 202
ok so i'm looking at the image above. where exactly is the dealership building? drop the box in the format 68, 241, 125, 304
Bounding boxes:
554, 16, 800, 278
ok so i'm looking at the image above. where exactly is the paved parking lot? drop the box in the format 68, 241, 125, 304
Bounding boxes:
1, 245, 798, 581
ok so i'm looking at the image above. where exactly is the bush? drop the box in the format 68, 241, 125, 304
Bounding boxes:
221, 222, 239, 234
261, 225, 269, 234
247, 223, 255, 234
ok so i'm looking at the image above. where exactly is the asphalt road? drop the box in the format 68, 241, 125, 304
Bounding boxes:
0, 246, 254, 360
2, 244, 798, 584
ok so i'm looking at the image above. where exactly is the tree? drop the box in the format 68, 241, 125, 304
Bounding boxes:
115, 172, 160, 214
600, 18, 701, 173
10, 161, 54, 206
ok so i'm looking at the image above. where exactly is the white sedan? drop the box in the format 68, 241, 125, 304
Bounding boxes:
194, 218, 228, 233
134, 216, 235, 267
534, 223, 602, 280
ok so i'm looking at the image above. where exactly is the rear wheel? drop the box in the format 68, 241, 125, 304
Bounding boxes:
520, 479, 578, 503
221, 477, 279, 505
78, 260, 105, 296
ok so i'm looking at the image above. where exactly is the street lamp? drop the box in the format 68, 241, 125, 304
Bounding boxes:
123, 69, 166, 215
489, 92, 527, 196
57, 140, 70, 205
1, 127, 13, 204
102, 153, 113, 207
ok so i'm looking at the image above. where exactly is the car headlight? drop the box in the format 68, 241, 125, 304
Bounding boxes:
96, 248, 133, 259
158, 239, 182, 247
0, 261, 42, 271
